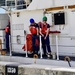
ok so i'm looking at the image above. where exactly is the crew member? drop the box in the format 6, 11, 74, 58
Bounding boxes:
29, 18, 39, 56
40, 16, 51, 58
5, 25, 10, 52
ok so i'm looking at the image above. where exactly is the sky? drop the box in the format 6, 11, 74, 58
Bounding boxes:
0, 8, 5, 13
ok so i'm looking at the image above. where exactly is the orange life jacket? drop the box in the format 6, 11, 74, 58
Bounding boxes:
30, 26, 37, 35
5, 27, 9, 33
41, 23, 48, 34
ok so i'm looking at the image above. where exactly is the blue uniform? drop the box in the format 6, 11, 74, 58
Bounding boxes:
30, 23, 39, 55
5, 25, 10, 52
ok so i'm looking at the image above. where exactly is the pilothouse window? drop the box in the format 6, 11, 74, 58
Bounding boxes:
17, 0, 32, 9
17, 0, 26, 9
7, 1, 15, 6
4, 0, 32, 9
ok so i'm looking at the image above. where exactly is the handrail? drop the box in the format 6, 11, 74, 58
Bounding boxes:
0, 34, 75, 60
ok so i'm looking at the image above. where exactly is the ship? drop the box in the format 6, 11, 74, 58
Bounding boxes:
0, 0, 75, 75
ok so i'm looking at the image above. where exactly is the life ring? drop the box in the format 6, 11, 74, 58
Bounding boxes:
33, 54, 38, 58
64, 56, 70, 62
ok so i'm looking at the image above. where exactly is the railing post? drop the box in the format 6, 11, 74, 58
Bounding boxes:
40, 35, 42, 58
15, 0, 17, 9
5, 0, 7, 7
9, 35, 12, 56
55, 35, 59, 60
25, 35, 28, 57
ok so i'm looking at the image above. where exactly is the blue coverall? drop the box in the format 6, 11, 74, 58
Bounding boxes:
5, 25, 10, 52
40, 24, 51, 56
30, 23, 39, 55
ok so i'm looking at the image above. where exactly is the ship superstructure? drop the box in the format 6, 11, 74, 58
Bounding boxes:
5, 0, 75, 58
0, 0, 75, 75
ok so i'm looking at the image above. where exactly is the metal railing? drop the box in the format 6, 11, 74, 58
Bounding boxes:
0, 34, 75, 61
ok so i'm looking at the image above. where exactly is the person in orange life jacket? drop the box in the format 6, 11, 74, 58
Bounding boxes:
29, 18, 39, 55
39, 16, 51, 58
5, 25, 10, 52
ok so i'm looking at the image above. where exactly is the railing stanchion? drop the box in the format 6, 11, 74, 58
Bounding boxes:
56, 35, 59, 60
25, 35, 28, 58
9, 35, 12, 56
40, 35, 42, 58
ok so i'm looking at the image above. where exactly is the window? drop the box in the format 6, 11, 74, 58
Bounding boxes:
53, 12, 65, 25
0, 0, 5, 6
7, 1, 15, 6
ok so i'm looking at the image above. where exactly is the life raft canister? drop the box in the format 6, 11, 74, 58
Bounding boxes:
30, 26, 37, 35
22, 34, 33, 52
5, 27, 9, 33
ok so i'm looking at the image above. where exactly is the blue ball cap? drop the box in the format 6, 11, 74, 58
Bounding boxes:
30, 18, 35, 23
